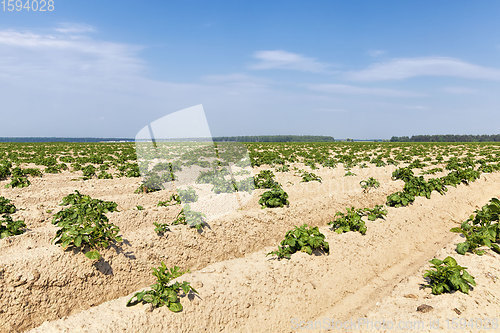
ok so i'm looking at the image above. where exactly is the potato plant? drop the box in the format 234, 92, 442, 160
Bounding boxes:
421, 167, 443, 175
267, 224, 329, 259
259, 187, 289, 208
158, 194, 181, 207
135, 171, 172, 193
127, 263, 198, 312
154, 222, 170, 236
81, 165, 97, 180
0, 215, 26, 239
0, 161, 11, 180
5, 167, 30, 188
52, 190, 122, 260
172, 205, 206, 231
362, 205, 388, 221
254, 170, 279, 189
0, 196, 16, 214
424, 256, 476, 295
0, 196, 25, 238
328, 207, 367, 235
298, 170, 322, 183
359, 177, 380, 192
450, 198, 500, 255
177, 187, 198, 203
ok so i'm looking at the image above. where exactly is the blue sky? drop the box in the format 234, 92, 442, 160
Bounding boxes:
1, 0, 499, 139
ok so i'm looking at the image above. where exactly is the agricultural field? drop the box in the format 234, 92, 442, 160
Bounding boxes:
0, 141, 499, 332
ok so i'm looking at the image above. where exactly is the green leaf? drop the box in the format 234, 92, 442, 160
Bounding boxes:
74, 235, 82, 247
429, 258, 443, 266
456, 242, 469, 255
461, 270, 476, 286
168, 302, 183, 312
85, 250, 101, 260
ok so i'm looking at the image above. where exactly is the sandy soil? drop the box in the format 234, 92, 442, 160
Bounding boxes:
0, 167, 494, 332
1, 164, 400, 332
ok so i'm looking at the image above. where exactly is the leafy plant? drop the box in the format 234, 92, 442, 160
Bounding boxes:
386, 191, 416, 207
0, 196, 16, 214
254, 170, 279, 189
81, 165, 97, 180
451, 198, 500, 255
259, 187, 289, 208
154, 222, 170, 235
421, 167, 443, 175
344, 170, 356, 176
5, 167, 30, 188
424, 256, 476, 295
23, 168, 43, 177
267, 224, 329, 259
275, 164, 290, 172
158, 194, 181, 207
361, 205, 388, 221
442, 168, 480, 186
172, 205, 206, 231
127, 263, 198, 312
298, 170, 322, 183
136, 171, 173, 193
236, 177, 255, 192
211, 177, 237, 194
177, 187, 198, 203
0, 162, 11, 180
328, 207, 367, 235
52, 190, 122, 260
0, 215, 26, 239
360, 177, 380, 192
136, 205, 144, 211
97, 171, 113, 179
392, 167, 414, 182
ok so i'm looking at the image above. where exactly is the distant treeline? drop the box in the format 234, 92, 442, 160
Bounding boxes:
390, 135, 500, 142
0, 135, 335, 143
0, 137, 133, 143
213, 135, 335, 142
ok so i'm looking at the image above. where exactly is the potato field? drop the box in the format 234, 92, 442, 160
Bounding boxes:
0, 142, 499, 332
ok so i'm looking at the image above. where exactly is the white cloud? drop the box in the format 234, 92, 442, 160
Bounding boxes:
367, 49, 386, 57
442, 86, 478, 95
200, 73, 271, 89
0, 28, 144, 83
402, 105, 428, 110
314, 107, 349, 113
346, 57, 500, 81
55, 22, 96, 34
308, 83, 422, 97
249, 50, 332, 73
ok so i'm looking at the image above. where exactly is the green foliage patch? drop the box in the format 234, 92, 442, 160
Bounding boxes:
360, 177, 380, 192
267, 224, 329, 259
259, 187, 289, 208
451, 198, 500, 255
127, 263, 198, 312
52, 190, 122, 260
424, 256, 476, 295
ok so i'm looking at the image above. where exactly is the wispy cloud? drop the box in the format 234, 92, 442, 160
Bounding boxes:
0, 28, 144, 81
346, 57, 500, 81
402, 105, 428, 110
55, 22, 96, 34
367, 49, 386, 57
249, 50, 332, 73
442, 86, 478, 95
314, 107, 349, 113
308, 83, 422, 97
